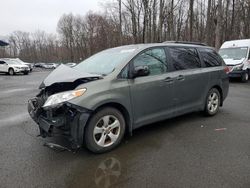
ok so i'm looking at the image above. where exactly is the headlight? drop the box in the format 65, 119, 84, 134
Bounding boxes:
43, 88, 87, 108
234, 64, 244, 71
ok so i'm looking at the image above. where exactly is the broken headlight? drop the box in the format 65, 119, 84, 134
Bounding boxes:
43, 88, 87, 108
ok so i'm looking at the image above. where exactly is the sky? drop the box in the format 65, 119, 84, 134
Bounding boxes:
0, 0, 101, 36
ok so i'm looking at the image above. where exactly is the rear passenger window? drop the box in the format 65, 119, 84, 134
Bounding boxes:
168, 47, 201, 70
199, 48, 222, 67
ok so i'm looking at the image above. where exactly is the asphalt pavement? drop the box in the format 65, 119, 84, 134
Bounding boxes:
0, 71, 250, 188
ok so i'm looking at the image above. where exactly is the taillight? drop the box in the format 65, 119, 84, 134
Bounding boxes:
224, 66, 230, 74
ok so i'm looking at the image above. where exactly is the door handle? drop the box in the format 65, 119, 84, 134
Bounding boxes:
163, 77, 174, 83
176, 75, 185, 81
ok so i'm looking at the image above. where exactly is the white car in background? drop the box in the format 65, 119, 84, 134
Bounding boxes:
0, 58, 30, 75
14, 58, 34, 72
65, 62, 76, 67
219, 39, 250, 82
43, 63, 58, 69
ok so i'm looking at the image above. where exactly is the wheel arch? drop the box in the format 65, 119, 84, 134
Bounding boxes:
90, 102, 132, 135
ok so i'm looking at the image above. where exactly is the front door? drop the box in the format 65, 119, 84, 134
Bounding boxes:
129, 47, 175, 128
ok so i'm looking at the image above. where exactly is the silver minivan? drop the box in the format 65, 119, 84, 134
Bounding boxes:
28, 42, 229, 153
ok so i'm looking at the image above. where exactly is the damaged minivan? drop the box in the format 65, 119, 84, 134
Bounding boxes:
28, 43, 229, 153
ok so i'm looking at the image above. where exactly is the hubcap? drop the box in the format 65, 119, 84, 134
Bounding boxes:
208, 92, 219, 113
93, 115, 121, 147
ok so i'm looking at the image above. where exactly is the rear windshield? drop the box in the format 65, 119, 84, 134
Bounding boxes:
219, 47, 248, 60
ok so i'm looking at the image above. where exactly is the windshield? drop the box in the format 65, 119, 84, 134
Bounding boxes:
74, 48, 135, 75
219, 47, 248, 60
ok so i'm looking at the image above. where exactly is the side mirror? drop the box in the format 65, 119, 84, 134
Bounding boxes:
133, 65, 150, 78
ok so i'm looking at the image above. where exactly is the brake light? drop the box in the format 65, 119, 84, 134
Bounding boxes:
224, 66, 230, 74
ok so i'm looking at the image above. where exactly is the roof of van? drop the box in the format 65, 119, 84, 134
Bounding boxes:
109, 42, 213, 52
220, 39, 250, 49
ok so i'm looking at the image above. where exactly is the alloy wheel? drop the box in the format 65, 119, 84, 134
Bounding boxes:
93, 115, 121, 147
207, 92, 219, 113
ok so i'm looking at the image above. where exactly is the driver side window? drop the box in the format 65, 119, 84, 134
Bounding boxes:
133, 48, 167, 76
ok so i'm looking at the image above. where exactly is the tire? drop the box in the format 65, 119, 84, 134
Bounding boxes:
8, 68, 14, 75
85, 107, 126, 153
24, 72, 29, 75
204, 88, 221, 116
241, 71, 249, 83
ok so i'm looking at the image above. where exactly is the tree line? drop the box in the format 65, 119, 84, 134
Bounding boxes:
1, 0, 250, 63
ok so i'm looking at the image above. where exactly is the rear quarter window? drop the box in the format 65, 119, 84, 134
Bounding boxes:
199, 48, 223, 67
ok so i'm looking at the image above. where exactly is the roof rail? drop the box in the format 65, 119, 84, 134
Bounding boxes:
163, 41, 208, 46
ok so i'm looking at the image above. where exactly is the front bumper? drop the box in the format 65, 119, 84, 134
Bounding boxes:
228, 70, 246, 78
14, 68, 29, 73
28, 98, 91, 148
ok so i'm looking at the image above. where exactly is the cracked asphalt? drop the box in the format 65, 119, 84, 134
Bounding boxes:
0, 71, 250, 188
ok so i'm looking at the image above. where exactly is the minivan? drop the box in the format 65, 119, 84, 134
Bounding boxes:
28, 42, 229, 153
219, 39, 250, 82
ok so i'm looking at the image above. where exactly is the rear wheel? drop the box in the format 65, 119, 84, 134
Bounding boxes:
241, 71, 249, 83
8, 68, 14, 75
204, 88, 221, 116
85, 107, 126, 153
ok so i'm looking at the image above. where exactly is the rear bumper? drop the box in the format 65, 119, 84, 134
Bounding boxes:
28, 98, 91, 148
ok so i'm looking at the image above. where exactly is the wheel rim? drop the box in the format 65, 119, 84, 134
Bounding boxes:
208, 92, 219, 113
245, 73, 249, 81
93, 115, 121, 147
9, 69, 13, 75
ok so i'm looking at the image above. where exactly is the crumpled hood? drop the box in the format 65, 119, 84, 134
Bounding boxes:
40, 64, 101, 88
223, 58, 245, 66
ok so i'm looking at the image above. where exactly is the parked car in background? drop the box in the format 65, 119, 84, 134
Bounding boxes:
13, 58, 33, 72
28, 42, 229, 153
43, 63, 58, 69
65, 62, 76, 67
219, 39, 250, 82
0, 58, 29, 75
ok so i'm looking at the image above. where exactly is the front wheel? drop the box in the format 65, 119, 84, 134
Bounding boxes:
241, 71, 249, 83
204, 88, 221, 116
85, 107, 126, 153
8, 68, 14, 75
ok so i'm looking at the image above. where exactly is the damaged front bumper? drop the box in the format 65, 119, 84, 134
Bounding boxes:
28, 98, 92, 149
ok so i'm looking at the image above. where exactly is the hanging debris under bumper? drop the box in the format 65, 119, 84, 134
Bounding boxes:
28, 98, 92, 149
